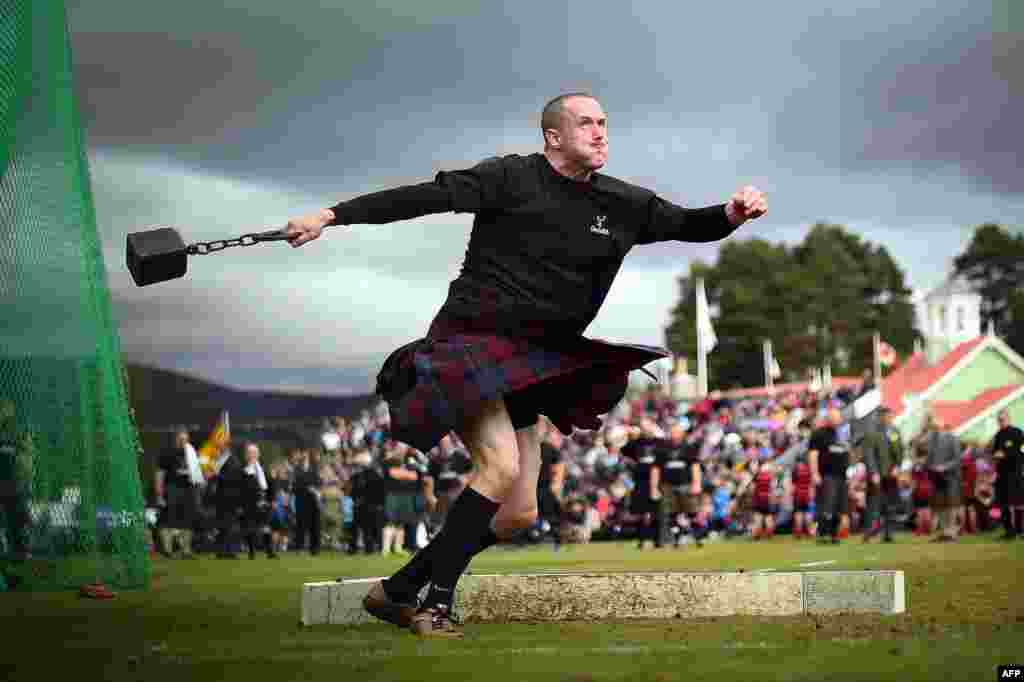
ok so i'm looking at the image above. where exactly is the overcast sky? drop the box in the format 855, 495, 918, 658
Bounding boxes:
66, 0, 1023, 395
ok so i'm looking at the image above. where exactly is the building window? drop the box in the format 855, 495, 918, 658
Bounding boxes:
956, 307, 964, 332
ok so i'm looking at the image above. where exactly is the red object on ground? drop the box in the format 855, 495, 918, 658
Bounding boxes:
79, 583, 115, 599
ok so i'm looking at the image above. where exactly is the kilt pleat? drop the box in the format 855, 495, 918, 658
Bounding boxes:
376, 311, 669, 453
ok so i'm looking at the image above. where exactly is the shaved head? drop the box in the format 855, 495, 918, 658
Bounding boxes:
540, 93, 608, 179
541, 92, 597, 137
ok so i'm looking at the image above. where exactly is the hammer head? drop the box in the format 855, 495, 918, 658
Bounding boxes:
126, 228, 188, 286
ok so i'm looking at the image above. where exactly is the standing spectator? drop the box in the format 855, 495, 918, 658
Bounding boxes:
404, 450, 430, 552
155, 428, 203, 559
622, 425, 662, 550
212, 440, 245, 559
926, 415, 962, 543
959, 442, 979, 535
710, 476, 734, 534
268, 464, 293, 554
809, 411, 849, 544
750, 458, 776, 540
381, 443, 422, 555
658, 432, 701, 547
911, 448, 934, 535
424, 435, 473, 535
240, 443, 276, 559
293, 449, 323, 555
790, 449, 814, 538
537, 420, 566, 549
989, 409, 1024, 540
859, 410, 895, 543
348, 449, 385, 554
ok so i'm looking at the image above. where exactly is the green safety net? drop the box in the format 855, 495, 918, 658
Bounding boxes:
0, 0, 149, 590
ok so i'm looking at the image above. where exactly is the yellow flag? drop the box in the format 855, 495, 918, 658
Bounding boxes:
198, 410, 230, 476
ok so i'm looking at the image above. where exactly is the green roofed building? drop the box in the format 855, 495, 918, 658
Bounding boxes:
883, 274, 1024, 445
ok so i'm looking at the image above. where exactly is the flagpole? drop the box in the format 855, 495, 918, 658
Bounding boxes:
873, 331, 882, 382
696, 278, 708, 398
697, 322, 707, 398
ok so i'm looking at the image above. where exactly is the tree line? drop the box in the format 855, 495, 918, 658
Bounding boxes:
663, 222, 1022, 390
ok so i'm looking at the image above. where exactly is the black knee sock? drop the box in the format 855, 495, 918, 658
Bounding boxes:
263, 532, 273, 554
421, 486, 501, 612
385, 498, 502, 604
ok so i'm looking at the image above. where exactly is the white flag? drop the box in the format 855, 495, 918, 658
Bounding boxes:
696, 278, 717, 354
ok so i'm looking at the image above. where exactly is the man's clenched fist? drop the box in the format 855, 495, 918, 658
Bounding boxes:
285, 208, 335, 247
725, 185, 767, 226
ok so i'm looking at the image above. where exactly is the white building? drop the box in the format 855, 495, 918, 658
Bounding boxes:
913, 274, 982, 365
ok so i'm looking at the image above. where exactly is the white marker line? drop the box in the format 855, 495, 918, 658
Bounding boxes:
798, 560, 837, 568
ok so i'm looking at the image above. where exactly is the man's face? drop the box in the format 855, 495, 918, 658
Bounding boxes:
551, 97, 607, 171
998, 412, 1009, 428
246, 446, 259, 464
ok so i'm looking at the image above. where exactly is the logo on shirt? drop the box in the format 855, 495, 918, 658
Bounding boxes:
589, 215, 609, 236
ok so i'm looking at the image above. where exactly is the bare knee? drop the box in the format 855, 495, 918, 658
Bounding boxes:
475, 455, 520, 496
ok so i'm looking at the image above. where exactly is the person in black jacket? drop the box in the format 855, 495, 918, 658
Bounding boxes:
348, 450, 385, 554
213, 441, 245, 559
292, 449, 323, 555
990, 409, 1024, 540
622, 421, 663, 549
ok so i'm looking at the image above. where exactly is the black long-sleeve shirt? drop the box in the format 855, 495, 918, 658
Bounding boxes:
329, 152, 737, 337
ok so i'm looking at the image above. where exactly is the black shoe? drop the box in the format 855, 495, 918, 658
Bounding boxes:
266, 551, 279, 559
883, 536, 894, 543
216, 552, 239, 559
998, 533, 1018, 541
363, 581, 418, 628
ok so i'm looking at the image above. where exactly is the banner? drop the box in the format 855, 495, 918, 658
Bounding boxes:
198, 410, 230, 476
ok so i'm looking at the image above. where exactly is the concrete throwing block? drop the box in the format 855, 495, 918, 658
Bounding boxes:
458, 571, 803, 622
802, 571, 906, 615
300, 571, 905, 626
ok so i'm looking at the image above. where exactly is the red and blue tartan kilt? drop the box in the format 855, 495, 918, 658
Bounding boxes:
376, 310, 670, 453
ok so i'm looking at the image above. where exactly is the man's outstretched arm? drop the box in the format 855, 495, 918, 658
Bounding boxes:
638, 185, 767, 245
284, 156, 508, 247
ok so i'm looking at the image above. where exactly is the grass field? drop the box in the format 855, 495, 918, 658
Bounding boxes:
3, 532, 1023, 682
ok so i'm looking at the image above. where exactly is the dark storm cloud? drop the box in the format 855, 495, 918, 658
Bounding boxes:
843, 29, 1022, 196
771, 0, 1023, 197
71, 31, 277, 148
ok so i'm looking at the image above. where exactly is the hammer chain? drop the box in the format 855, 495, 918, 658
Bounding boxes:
187, 234, 262, 255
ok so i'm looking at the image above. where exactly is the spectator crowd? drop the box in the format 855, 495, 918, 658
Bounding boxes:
148, 374, 1024, 559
